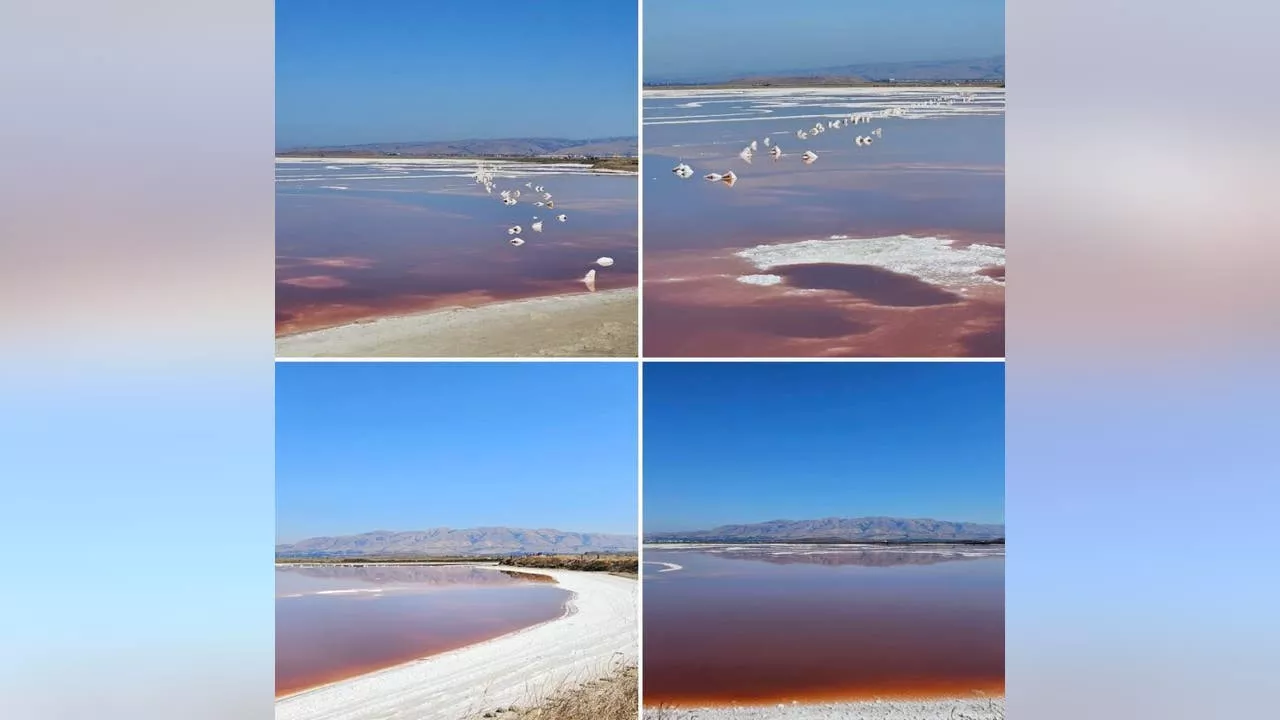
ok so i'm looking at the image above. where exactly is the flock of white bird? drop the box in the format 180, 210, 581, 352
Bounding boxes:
672, 92, 974, 186
472, 162, 613, 291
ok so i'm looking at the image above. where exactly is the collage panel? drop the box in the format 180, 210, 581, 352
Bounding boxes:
275, 361, 640, 719
642, 361, 1006, 718
275, 0, 639, 359
642, 0, 1005, 358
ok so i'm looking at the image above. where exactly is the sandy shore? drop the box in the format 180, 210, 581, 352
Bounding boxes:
644, 697, 1004, 719
276, 287, 638, 358
277, 567, 637, 720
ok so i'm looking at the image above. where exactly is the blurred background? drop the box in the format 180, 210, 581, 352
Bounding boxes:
2, 1, 1279, 718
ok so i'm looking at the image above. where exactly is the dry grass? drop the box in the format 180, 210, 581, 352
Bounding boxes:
498, 553, 638, 574
476, 666, 638, 720
951, 697, 1005, 720
589, 156, 639, 171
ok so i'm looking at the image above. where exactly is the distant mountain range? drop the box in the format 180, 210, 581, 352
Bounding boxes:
645, 56, 1004, 86
645, 517, 1004, 544
276, 526, 638, 558
277, 136, 638, 158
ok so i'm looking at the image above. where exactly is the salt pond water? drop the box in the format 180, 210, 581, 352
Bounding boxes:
643, 87, 1004, 357
276, 564, 568, 696
276, 159, 637, 335
643, 544, 1004, 706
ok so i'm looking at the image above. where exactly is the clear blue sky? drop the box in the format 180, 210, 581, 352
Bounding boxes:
277, 0, 638, 148
644, 0, 1004, 79
643, 362, 1004, 532
276, 362, 638, 542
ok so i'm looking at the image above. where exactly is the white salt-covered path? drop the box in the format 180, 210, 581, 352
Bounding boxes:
276, 567, 637, 720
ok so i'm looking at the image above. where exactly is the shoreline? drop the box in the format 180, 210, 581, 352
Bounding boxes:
275, 155, 639, 173
277, 566, 637, 720
276, 287, 638, 358
645, 696, 1005, 719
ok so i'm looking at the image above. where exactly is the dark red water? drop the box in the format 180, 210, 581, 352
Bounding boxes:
276, 565, 568, 696
276, 163, 637, 334
642, 547, 1004, 707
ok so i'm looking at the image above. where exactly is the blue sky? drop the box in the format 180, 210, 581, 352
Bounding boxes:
276, 362, 638, 542
643, 362, 1004, 531
644, 0, 1004, 79
277, 0, 638, 148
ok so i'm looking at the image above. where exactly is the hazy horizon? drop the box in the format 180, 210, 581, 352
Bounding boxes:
277, 523, 637, 546
644, 0, 1004, 79
277, 133, 638, 151
644, 363, 1005, 532
646, 514, 1006, 535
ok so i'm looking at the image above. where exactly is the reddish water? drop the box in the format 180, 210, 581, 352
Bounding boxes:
276, 163, 637, 335
642, 90, 1004, 357
642, 546, 1004, 707
276, 565, 568, 696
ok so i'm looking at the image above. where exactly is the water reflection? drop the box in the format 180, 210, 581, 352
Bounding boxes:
643, 547, 1004, 706
682, 544, 1003, 568
277, 563, 545, 594
276, 565, 568, 696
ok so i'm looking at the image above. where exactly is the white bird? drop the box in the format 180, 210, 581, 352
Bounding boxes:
739, 147, 753, 162
534, 201, 545, 207
801, 150, 818, 163
509, 237, 525, 247
770, 145, 782, 158
872, 128, 883, 138
750, 140, 758, 151
722, 171, 738, 187
535, 185, 545, 193
863, 137, 873, 145
508, 225, 522, 235
672, 162, 692, 174
531, 220, 543, 232
674, 166, 694, 179
542, 192, 552, 201
856, 136, 866, 146
524, 181, 533, 188
512, 190, 521, 198
597, 257, 614, 267
763, 136, 771, 146
503, 197, 517, 206
556, 214, 567, 222
582, 268, 597, 292
797, 129, 808, 140
704, 172, 723, 181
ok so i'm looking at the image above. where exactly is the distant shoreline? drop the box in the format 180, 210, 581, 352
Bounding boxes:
644, 80, 1003, 90
276, 153, 639, 172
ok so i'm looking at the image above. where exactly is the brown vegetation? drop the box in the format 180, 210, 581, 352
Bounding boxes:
588, 156, 639, 171
478, 666, 637, 720
498, 553, 639, 575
